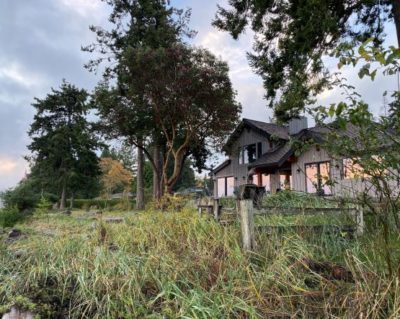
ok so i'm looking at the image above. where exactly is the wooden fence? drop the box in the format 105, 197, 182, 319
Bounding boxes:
197, 197, 364, 252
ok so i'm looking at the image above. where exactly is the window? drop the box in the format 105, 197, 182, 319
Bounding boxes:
238, 143, 262, 164
217, 178, 226, 198
262, 174, 270, 192
244, 144, 257, 164
280, 174, 292, 190
343, 158, 364, 179
305, 161, 331, 195
217, 177, 235, 197
226, 177, 235, 196
238, 148, 243, 165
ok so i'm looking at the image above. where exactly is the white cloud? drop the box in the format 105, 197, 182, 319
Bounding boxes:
0, 157, 28, 190
0, 62, 46, 89
0, 159, 17, 174
60, 0, 104, 17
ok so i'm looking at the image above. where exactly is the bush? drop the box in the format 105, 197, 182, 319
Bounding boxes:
0, 207, 24, 228
1, 180, 57, 212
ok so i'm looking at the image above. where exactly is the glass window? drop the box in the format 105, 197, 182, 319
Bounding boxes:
305, 162, 331, 195
262, 174, 270, 192
257, 142, 262, 158
252, 174, 259, 186
305, 163, 318, 193
226, 177, 235, 196
217, 177, 235, 197
343, 158, 364, 179
217, 178, 225, 198
280, 174, 292, 190
238, 148, 243, 165
244, 144, 257, 164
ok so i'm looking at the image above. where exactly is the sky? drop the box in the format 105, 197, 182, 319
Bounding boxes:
0, 0, 398, 192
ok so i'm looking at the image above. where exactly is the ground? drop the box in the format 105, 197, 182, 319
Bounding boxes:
0, 203, 399, 318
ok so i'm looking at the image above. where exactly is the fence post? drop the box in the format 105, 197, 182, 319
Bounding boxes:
350, 206, 364, 236
239, 199, 255, 252
213, 198, 220, 221
355, 205, 364, 236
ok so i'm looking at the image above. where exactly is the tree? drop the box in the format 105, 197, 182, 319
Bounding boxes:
214, 0, 400, 121
115, 44, 241, 193
27, 81, 100, 210
311, 41, 400, 277
99, 157, 132, 199
84, 0, 193, 205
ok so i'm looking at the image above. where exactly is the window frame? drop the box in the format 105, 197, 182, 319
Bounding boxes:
304, 161, 332, 195
238, 142, 263, 165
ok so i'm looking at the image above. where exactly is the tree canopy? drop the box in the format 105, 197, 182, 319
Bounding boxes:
27, 81, 100, 209
214, 0, 400, 121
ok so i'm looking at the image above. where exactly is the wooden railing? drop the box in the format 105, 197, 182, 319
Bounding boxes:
197, 197, 364, 252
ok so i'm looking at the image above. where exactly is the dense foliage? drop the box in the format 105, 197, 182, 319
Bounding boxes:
27, 81, 100, 209
214, 0, 400, 121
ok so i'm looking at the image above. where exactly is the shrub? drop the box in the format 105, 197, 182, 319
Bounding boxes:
0, 207, 24, 228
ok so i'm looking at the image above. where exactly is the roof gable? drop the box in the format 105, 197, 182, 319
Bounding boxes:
223, 118, 289, 152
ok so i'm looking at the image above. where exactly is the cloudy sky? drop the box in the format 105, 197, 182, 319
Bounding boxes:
0, 0, 398, 191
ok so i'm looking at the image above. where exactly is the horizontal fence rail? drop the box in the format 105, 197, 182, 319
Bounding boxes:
197, 197, 364, 252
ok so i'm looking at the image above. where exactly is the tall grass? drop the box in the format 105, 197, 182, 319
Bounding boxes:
0, 208, 399, 318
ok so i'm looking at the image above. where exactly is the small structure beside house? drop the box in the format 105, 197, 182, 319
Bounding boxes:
212, 117, 390, 198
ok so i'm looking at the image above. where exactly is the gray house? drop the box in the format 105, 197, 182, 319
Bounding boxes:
212, 117, 392, 198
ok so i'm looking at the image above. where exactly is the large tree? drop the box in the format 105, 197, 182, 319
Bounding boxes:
214, 0, 400, 121
84, 0, 193, 207
27, 81, 100, 210
102, 44, 241, 193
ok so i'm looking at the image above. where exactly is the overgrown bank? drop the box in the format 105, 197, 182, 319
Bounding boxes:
0, 208, 399, 318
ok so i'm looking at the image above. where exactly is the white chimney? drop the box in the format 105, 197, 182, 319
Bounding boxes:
288, 117, 308, 135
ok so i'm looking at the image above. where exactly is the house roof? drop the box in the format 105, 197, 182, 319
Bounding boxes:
223, 118, 289, 152
211, 159, 231, 175
248, 143, 294, 170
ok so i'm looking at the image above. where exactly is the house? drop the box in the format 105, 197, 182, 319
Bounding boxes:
212, 117, 393, 198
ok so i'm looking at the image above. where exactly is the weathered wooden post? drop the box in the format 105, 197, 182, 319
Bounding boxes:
350, 206, 364, 236
354, 205, 364, 236
239, 199, 255, 252
213, 198, 220, 221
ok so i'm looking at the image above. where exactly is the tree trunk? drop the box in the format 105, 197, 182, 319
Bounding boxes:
69, 193, 74, 209
59, 178, 67, 210
136, 142, 145, 210
163, 152, 185, 194
152, 144, 163, 201
393, 0, 400, 47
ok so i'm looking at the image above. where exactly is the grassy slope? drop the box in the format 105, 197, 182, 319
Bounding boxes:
0, 208, 399, 318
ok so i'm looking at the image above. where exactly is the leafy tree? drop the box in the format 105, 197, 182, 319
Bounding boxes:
99, 157, 132, 199
312, 41, 400, 276
119, 44, 241, 193
84, 0, 193, 206
214, 0, 400, 121
27, 81, 100, 210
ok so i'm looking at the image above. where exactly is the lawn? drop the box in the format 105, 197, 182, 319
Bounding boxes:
0, 206, 399, 318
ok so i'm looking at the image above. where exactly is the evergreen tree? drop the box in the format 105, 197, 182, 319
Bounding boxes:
27, 81, 100, 210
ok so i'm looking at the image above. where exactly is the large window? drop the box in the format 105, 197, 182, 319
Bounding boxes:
343, 158, 364, 179
217, 177, 235, 197
305, 161, 331, 195
238, 142, 262, 164
251, 174, 271, 192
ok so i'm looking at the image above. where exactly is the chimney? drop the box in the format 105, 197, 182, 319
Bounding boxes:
288, 116, 308, 135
